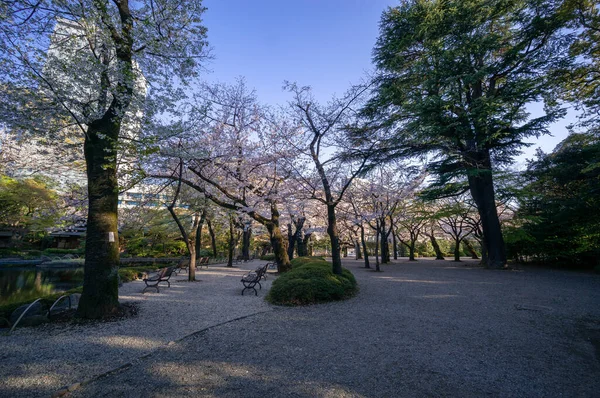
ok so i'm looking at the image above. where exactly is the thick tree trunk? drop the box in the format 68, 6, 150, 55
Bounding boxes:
188, 245, 196, 280
266, 203, 291, 272
360, 225, 370, 268
326, 204, 343, 275
266, 223, 291, 272
477, 238, 488, 266
78, 120, 120, 319
467, 156, 507, 268
77, 0, 134, 319
207, 219, 217, 257
429, 234, 445, 260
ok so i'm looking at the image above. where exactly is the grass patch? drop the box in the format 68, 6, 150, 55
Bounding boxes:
266, 257, 357, 306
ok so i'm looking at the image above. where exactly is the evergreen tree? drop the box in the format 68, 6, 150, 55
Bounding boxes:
362, 0, 572, 268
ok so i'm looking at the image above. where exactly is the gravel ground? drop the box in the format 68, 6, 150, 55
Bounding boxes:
2, 258, 600, 398
0, 261, 275, 398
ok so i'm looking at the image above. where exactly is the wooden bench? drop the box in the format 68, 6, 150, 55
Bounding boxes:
174, 258, 189, 275
240, 264, 269, 296
198, 256, 209, 269
143, 266, 174, 293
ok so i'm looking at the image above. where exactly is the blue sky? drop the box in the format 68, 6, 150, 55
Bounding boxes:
201, 0, 573, 165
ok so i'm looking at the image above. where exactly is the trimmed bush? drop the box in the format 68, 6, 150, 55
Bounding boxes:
118, 266, 162, 283
267, 258, 357, 306
260, 253, 276, 261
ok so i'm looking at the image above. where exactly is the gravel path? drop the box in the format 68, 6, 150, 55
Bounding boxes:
2, 259, 600, 397
0, 261, 275, 398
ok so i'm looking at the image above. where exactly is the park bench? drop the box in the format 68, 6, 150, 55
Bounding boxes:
240, 264, 269, 296
174, 258, 189, 275
257, 263, 270, 280
142, 266, 174, 293
198, 256, 209, 269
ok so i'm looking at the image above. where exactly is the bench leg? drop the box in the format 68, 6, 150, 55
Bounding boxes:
142, 285, 159, 294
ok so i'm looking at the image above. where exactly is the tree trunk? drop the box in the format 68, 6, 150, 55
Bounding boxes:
355, 238, 362, 260
326, 204, 343, 275
266, 223, 291, 272
467, 155, 507, 268
188, 245, 196, 280
242, 225, 251, 261
392, 227, 398, 260
409, 242, 416, 261
464, 239, 479, 259
207, 219, 217, 257
453, 238, 462, 262
227, 217, 235, 267
76, 0, 135, 320
477, 237, 488, 266
266, 203, 291, 272
374, 222, 381, 271
298, 233, 310, 257
360, 225, 370, 268
195, 211, 205, 260
77, 120, 120, 319
380, 217, 390, 264
429, 234, 444, 260
287, 223, 294, 260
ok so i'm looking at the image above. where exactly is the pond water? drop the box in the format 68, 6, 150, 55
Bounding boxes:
0, 267, 84, 305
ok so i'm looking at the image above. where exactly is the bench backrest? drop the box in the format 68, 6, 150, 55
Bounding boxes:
178, 258, 190, 267
163, 266, 174, 278
254, 263, 268, 277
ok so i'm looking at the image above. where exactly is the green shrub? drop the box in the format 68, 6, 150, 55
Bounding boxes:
0, 286, 83, 322
260, 253, 276, 261
290, 256, 326, 267
118, 266, 161, 282
0, 247, 23, 258
43, 248, 84, 255
267, 258, 357, 306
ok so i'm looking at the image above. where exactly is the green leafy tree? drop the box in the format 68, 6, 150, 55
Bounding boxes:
0, 1, 209, 318
0, 175, 62, 238
362, 0, 572, 268
515, 132, 600, 267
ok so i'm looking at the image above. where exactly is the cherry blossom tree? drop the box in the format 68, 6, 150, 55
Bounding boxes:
278, 82, 375, 275
0, 0, 209, 318
150, 80, 293, 272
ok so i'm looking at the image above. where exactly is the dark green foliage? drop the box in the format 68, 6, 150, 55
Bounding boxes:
118, 266, 162, 283
260, 254, 276, 261
360, 0, 573, 268
0, 286, 83, 324
289, 256, 326, 267
509, 132, 600, 268
267, 258, 357, 306
43, 248, 84, 255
